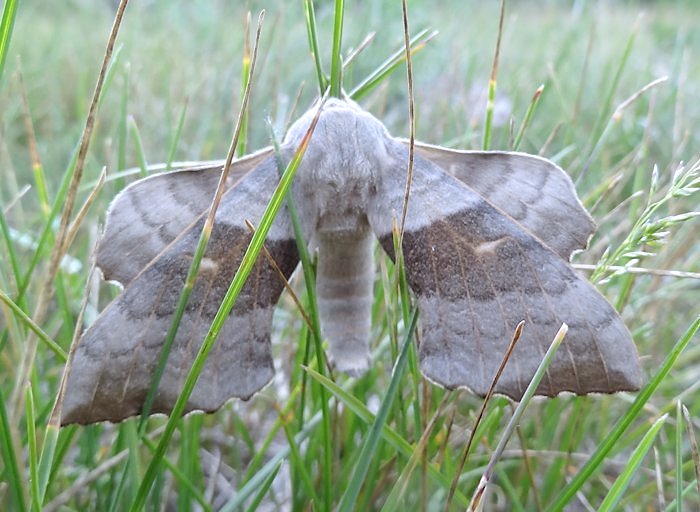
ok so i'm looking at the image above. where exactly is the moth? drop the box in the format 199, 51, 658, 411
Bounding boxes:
61, 98, 642, 425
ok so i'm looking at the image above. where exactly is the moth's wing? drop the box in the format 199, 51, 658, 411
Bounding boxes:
99, 148, 274, 286
368, 140, 641, 399
62, 154, 298, 425
407, 142, 595, 260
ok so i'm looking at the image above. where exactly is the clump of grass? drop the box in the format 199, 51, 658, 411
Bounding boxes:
1, 1, 699, 511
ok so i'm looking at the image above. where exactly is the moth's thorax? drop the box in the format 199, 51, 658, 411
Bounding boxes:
286, 99, 394, 235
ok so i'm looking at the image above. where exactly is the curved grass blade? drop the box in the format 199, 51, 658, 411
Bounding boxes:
129, 67, 326, 512
245, 461, 282, 512
598, 414, 667, 512
303, 0, 326, 94
0, 0, 18, 84
513, 84, 544, 151
548, 316, 700, 511
0, 290, 67, 361
349, 28, 436, 101
269, 119, 333, 511
0, 385, 27, 511
482, 0, 506, 151
220, 413, 323, 512
26, 385, 39, 511
304, 364, 470, 507
468, 324, 568, 512
329, 0, 344, 97
138, 11, 265, 428
337, 308, 419, 512
676, 400, 684, 511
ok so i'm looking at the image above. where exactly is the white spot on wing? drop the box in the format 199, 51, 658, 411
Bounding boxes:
200, 257, 219, 273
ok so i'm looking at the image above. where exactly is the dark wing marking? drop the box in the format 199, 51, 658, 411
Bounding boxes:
62, 155, 297, 425
407, 142, 595, 260
369, 140, 641, 399
98, 148, 274, 286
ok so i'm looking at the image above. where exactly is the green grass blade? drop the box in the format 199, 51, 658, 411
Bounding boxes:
245, 461, 282, 512
482, 0, 505, 151
128, 116, 148, 177
381, 394, 450, 512
117, 66, 129, 174
513, 84, 544, 151
0, 209, 23, 300
337, 308, 419, 512
469, 324, 567, 511
141, 437, 211, 512
25, 386, 40, 511
16, 143, 77, 302
166, 98, 188, 169
586, 15, 640, 156
16, 41, 126, 302
0, 290, 67, 362
598, 414, 667, 512
682, 404, 700, 509
221, 412, 324, 512
278, 412, 322, 506
39, 422, 62, 503
0, 385, 27, 511
665, 482, 698, 511
349, 28, 435, 101
304, 365, 470, 507
676, 400, 684, 511
236, 16, 250, 158
0, 0, 18, 84
303, 0, 326, 94
548, 316, 700, 511
138, 11, 265, 429
268, 120, 333, 510
129, 95, 323, 512
329, 0, 344, 97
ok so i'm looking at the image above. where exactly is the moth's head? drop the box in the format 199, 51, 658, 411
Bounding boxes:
283, 96, 392, 167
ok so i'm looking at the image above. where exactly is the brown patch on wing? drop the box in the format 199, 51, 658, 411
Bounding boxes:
410, 144, 596, 261
372, 147, 641, 400
61, 156, 297, 425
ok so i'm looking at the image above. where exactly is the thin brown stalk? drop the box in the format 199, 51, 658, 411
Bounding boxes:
244, 219, 313, 331
205, 11, 265, 238
682, 405, 700, 508
612, 76, 668, 122
10, 0, 130, 420
62, 167, 107, 256
538, 121, 563, 156
445, 320, 525, 510
398, 0, 415, 240
343, 31, 376, 68
51, 244, 100, 427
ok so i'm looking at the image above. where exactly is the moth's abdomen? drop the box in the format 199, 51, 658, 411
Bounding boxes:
316, 222, 374, 376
